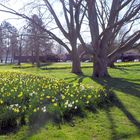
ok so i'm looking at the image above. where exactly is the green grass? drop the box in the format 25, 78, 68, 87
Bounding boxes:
0, 62, 140, 140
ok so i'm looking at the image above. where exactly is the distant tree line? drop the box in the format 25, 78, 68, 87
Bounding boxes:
0, 15, 61, 66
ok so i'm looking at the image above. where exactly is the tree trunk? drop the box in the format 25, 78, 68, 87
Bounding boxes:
10, 58, 13, 64
35, 48, 40, 67
107, 52, 123, 68
34, 35, 40, 67
5, 48, 9, 64
107, 56, 117, 68
18, 44, 22, 65
93, 44, 109, 78
18, 35, 23, 66
108, 61, 115, 68
71, 47, 82, 74
31, 48, 35, 65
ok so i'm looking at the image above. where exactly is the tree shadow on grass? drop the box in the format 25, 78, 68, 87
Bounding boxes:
65, 73, 140, 98
105, 106, 140, 140
68, 73, 140, 139
64, 76, 82, 83
0, 64, 13, 66
117, 63, 140, 68
20, 112, 63, 140
13, 65, 35, 69
113, 94, 140, 129
111, 66, 129, 74
12, 63, 54, 70
20, 109, 87, 140
94, 77, 140, 139
96, 77, 140, 98
112, 65, 140, 73
64, 74, 91, 84
104, 107, 118, 140
93, 77, 140, 124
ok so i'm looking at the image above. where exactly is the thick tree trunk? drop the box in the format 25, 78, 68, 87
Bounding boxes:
69, 33, 82, 74
108, 61, 115, 68
107, 51, 124, 68
107, 56, 117, 68
71, 47, 82, 74
93, 56, 109, 78
93, 44, 109, 78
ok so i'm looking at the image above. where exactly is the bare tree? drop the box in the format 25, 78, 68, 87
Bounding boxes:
24, 14, 54, 66
0, 25, 4, 62
42, 0, 86, 74
28, 14, 42, 67
79, 0, 140, 77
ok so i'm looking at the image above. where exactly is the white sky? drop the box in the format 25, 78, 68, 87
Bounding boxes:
0, 0, 27, 30
0, 0, 90, 40
0, 0, 139, 46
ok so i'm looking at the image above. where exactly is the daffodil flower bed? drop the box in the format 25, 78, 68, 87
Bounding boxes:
0, 71, 108, 131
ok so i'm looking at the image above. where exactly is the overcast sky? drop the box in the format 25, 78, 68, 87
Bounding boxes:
0, 0, 28, 29
1, 0, 138, 45
0, 0, 90, 33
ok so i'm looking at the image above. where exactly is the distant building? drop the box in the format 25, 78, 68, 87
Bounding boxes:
121, 48, 140, 62
1, 54, 15, 64
14, 54, 60, 63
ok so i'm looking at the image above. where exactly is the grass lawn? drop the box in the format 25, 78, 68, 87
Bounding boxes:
0, 62, 140, 140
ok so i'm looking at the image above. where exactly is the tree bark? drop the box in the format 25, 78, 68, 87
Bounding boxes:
35, 44, 40, 67
17, 35, 23, 66
108, 61, 115, 68
93, 43, 109, 78
5, 48, 9, 64
71, 46, 82, 74
17, 44, 22, 65
31, 48, 35, 65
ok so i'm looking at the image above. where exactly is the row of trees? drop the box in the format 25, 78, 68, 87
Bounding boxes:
0, 0, 140, 77
0, 15, 54, 66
